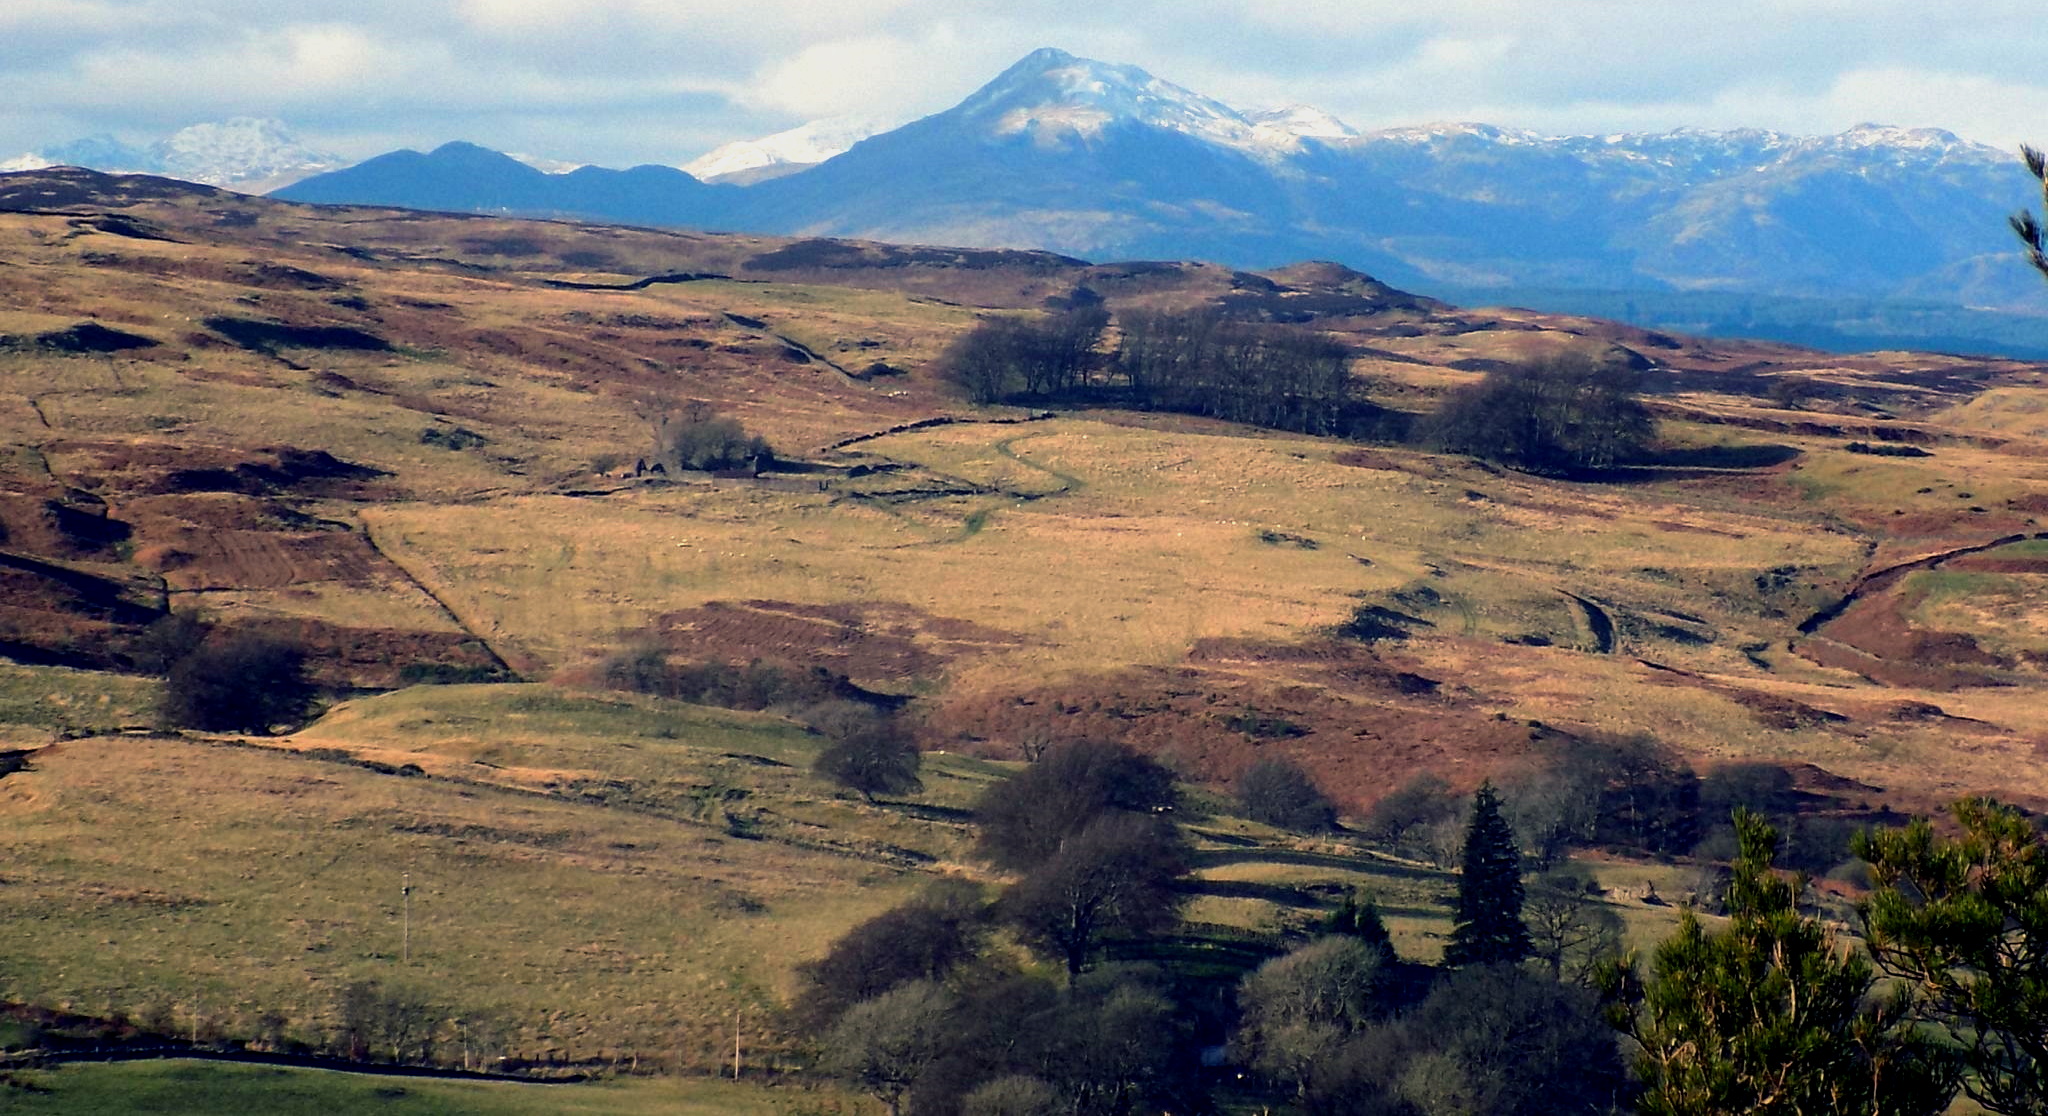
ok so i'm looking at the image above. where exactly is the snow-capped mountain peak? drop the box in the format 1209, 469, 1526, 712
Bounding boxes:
154, 118, 344, 187
949, 47, 1304, 159
683, 114, 896, 183
2, 118, 343, 189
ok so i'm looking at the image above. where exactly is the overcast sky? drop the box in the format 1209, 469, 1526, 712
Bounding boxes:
5, 0, 2046, 165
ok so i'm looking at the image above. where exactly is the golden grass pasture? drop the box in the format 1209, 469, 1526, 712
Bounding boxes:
363, 415, 1872, 693
0, 702, 963, 1064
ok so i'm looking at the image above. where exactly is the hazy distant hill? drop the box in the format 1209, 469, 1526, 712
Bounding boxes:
276, 140, 731, 227
273, 47, 2048, 354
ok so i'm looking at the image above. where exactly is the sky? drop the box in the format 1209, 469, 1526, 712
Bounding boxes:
4, 0, 2047, 166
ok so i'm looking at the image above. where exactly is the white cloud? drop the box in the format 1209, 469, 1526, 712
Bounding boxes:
1819, 69, 2048, 149
1, 0, 2046, 163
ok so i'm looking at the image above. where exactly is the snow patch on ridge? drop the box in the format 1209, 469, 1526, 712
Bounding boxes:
684, 115, 897, 182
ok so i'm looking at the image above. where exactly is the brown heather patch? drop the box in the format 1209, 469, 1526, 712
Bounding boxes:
646, 598, 1037, 689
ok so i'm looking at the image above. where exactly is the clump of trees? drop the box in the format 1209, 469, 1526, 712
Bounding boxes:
1117, 309, 1360, 434
789, 722, 2048, 1116
1237, 756, 1338, 832
1304, 963, 1628, 1116
938, 307, 1371, 437
650, 402, 773, 473
1425, 349, 1655, 473
938, 307, 1110, 404
597, 648, 871, 712
801, 742, 1203, 1113
157, 629, 317, 734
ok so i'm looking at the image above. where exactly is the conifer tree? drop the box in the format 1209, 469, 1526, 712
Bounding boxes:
2012, 145, 2048, 283
1443, 781, 1530, 967
1325, 887, 1394, 958
1604, 810, 1958, 1116
1858, 797, 2048, 1116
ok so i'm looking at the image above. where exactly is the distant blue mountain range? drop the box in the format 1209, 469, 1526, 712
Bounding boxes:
274, 48, 2048, 357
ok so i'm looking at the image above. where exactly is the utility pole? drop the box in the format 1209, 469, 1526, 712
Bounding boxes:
733, 1007, 742, 1080
402, 872, 412, 964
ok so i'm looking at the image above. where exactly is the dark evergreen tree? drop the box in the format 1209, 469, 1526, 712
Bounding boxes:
1325, 888, 1394, 958
1442, 781, 1530, 968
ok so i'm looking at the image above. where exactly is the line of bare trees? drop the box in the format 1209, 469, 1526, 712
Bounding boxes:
938, 307, 1369, 437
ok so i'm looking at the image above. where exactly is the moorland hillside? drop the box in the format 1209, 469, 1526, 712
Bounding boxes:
2, 164, 2046, 1078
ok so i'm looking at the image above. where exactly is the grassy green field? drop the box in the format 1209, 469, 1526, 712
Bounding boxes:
0, 664, 157, 738
7, 1060, 870, 1116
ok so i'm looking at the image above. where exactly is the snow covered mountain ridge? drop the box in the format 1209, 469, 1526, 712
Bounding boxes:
4, 118, 343, 190
682, 115, 900, 183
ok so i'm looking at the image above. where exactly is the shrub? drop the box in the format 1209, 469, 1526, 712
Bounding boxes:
650, 403, 772, 473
